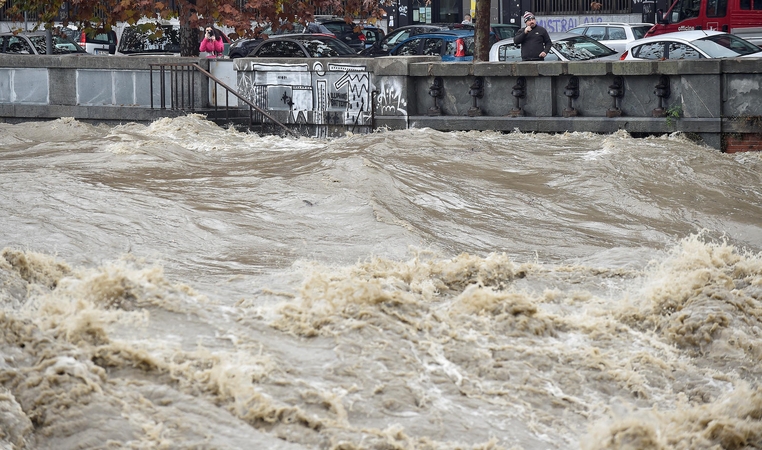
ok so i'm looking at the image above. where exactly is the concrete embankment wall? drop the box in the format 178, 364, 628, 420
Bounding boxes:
0, 55, 207, 123
1, 54, 762, 152
395, 58, 762, 152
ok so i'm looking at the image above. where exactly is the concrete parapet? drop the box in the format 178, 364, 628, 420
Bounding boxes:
612, 61, 658, 76
536, 61, 567, 76
473, 63, 513, 77
408, 61, 473, 77
721, 58, 762, 74
567, 61, 611, 76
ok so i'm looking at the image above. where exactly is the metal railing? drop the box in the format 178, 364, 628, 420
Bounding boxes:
149, 62, 296, 137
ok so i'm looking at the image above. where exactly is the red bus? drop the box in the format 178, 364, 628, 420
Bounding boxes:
645, 0, 762, 45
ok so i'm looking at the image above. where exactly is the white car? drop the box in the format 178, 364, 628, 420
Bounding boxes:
567, 22, 652, 52
489, 32, 620, 62
620, 30, 762, 60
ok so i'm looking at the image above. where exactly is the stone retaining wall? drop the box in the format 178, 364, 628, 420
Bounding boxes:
1, 54, 761, 152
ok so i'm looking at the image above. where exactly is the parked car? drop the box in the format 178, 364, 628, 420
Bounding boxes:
229, 22, 334, 59
567, 22, 652, 52
620, 30, 762, 60
117, 24, 181, 55
264, 22, 334, 36
389, 30, 486, 62
361, 25, 385, 49
359, 23, 470, 56
229, 37, 264, 59
317, 19, 366, 52
491, 23, 520, 40
245, 34, 358, 58
61, 26, 118, 55
489, 33, 620, 61
0, 31, 88, 55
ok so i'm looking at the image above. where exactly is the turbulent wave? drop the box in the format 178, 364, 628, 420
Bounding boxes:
1, 117, 762, 449
1, 235, 761, 449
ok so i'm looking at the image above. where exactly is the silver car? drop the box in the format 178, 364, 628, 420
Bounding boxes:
0, 31, 88, 55
489, 33, 620, 62
620, 30, 762, 60
567, 22, 652, 52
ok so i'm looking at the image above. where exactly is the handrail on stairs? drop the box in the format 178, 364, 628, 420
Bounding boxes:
149, 62, 297, 137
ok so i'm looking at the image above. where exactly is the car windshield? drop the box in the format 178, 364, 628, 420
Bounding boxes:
552, 36, 617, 60
632, 26, 651, 39
492, 25, 519, 40
28, 35, 85, 54
299, 38, 356, 56
385, 29, 414, 46
692, 34, 762, 57
118, 25, 180, 54
265, 22, 333, 35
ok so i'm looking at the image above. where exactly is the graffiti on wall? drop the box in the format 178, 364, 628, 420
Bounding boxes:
375, 77, 408, 116
537, 14, 641, 32
237, 61, 372, 135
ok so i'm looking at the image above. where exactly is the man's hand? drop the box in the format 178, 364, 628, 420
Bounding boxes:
525, 25, 532, 33
539, 51, 546, 57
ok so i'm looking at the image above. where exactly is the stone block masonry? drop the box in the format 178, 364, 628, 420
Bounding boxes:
1, 53, 762, 152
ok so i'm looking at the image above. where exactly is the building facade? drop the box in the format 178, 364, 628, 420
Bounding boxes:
385, 0, 664, 31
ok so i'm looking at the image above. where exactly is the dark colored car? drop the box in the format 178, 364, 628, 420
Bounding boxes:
389, 30, 484, 62
229, 38, 264, 59
0, 31, 88, 55
246, 34, 358, 58
229, 22, 334, 59
359, 23, 472, 56
361, 25, 385, 49
317, 19, 366, 52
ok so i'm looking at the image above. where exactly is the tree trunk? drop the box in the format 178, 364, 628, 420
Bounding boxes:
180, 25, 200, 57
474, 0, 491, 61
180, 0, 199, 57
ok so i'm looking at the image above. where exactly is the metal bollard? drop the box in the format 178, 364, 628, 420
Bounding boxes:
509, 77, 526, 117
607, 76, 624, 118
428, 76, 444, 116
467, 77, 484, 117
652, 75, 670, 117
563, 76, 579, 117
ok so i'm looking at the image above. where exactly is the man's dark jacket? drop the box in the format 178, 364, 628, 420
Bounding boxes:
513, 25, 552, 61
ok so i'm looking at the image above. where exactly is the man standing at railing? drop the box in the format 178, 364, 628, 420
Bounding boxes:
513, 11, 552, 61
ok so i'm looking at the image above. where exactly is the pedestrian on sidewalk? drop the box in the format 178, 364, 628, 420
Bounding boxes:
513, 11, 552, 61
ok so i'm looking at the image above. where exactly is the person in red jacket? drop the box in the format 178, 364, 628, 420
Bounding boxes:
200, 27, 224, 57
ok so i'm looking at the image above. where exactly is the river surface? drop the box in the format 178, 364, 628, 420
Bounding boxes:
1, 116, 762, 449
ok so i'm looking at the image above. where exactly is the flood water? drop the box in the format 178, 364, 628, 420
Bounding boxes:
1, 116, 761, 449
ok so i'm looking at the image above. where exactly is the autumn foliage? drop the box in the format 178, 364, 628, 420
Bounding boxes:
2, 0, 390, 41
